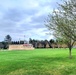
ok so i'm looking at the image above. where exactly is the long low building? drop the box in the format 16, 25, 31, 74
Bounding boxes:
9, 44, 34, 50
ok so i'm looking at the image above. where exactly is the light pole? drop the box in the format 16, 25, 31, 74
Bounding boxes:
24, 35, 25, 44
19, 38, 21, 44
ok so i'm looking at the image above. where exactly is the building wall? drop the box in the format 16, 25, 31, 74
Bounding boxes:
9, 44, 34, 50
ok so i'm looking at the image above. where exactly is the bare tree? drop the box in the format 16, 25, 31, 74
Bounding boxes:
45, 0, 76, 58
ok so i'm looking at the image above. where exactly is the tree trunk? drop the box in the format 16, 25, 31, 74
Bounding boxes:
69, 47, 72, 59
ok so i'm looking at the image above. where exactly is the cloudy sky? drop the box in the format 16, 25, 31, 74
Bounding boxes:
0, 0, 62, 41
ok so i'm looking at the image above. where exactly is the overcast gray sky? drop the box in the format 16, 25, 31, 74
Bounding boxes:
0, 0, 62, 41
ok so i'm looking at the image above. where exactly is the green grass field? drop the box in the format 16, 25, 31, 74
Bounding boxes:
0, 48, 76, 75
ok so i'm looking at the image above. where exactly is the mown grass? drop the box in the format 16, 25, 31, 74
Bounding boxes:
0, 48, 76, 75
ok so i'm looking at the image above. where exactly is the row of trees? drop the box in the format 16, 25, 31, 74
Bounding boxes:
29, 38, 68, 48
0, 35, 68, 49
29, 38, 52, 48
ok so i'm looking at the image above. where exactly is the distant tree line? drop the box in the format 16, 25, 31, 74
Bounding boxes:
29, 38, 67, 48
0, 35, 69, 49
11, 41, 24, 44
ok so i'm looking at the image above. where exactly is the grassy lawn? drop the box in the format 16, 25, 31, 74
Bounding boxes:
0, 48, 76, 75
